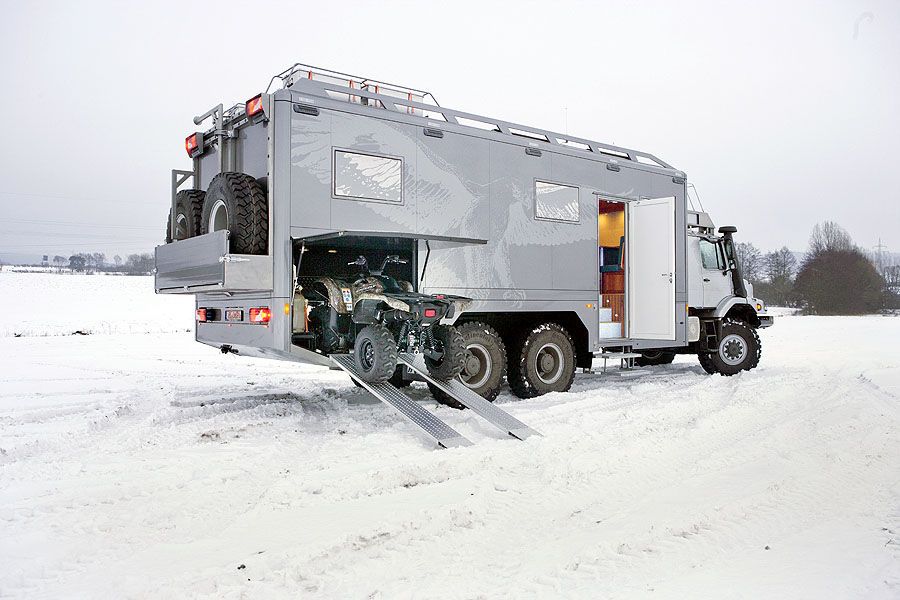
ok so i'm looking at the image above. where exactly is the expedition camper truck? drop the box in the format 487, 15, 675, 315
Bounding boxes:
155, 64, 772, 442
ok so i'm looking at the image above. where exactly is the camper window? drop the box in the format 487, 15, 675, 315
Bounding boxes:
333, 150, 403, 204
535, 181, 579, 223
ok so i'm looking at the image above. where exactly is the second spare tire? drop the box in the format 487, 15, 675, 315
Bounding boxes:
201, 172, 268, 254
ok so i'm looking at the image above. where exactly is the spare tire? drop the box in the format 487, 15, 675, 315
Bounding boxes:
201, 173, 268, 255
166, 189, 205, 243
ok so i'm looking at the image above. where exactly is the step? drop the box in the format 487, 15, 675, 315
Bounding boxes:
330, 354, 472, 449
398, 353, 541, 441
599, 352, 642, 359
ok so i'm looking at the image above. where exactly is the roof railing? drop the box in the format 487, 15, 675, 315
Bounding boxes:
265, 63, 674, 172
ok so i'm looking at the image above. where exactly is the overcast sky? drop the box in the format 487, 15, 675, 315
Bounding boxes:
1, 0, 898, 262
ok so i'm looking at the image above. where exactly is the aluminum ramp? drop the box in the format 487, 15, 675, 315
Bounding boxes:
398, 353, 542, 441
330, 354, 472, 449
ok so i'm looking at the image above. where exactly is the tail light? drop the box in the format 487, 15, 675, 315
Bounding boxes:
185, 133, 203, 157
196, 308, 207, 322
246, 94, 265, 118
424, 308, 437, 318
249, 307, 272, 324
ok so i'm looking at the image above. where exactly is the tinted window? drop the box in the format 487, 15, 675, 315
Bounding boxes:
334, 150, 402, 203
700, 240, 724, 270
535, 181, 579, 223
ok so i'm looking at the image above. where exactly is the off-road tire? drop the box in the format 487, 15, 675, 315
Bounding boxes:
698, 318, 761, 376
166, 189, 205, 243
508, 323, 576, 399
352, 325, 398, 384
201, 172, 268, 255
424, 325, 466, 381
428, 322, 507, 408
636, 350, 676, 367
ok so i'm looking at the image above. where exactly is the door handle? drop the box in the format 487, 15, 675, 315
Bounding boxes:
703, 277, 711, 282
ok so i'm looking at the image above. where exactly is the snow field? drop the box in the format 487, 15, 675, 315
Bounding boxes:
0, 273, 898, 598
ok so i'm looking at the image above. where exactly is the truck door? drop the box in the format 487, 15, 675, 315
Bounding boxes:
627, 196, 675, 340
698, 238, 733, 307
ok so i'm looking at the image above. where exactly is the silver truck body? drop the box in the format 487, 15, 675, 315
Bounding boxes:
155, 64, 769, 369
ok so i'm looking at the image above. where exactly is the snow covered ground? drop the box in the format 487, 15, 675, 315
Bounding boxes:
1, 273, 898, 599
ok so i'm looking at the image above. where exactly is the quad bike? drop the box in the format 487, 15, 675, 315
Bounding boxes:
301, 255, 469, 385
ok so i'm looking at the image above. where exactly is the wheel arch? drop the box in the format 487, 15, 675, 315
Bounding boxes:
457, 311, 592, 369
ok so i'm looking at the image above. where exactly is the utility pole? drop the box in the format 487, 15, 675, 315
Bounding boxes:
873, 238, 887, 274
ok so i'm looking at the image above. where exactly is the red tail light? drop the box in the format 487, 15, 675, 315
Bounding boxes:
249, 307, 272, 324
424, 308, 437, 318
196, 308, 207, 322
246, 94, 264, 118
185, 133, 201, 157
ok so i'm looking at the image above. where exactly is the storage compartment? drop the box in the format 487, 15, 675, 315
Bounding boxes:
155, 230, 273, 294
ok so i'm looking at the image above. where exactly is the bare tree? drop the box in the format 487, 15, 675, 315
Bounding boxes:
735, 242, 763, 282
69, 255, 86, 272
764, 247, 797, 282
113, 255, 123, 269
92, 252, 106, 269
808, 221, 854, 255
52, 255, 66, 273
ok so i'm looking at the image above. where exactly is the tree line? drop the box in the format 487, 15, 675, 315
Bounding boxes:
735, 221, 899, 315
51, 252, 154, 275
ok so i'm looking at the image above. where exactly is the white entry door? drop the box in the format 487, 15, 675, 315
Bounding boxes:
628, 196, 676, 340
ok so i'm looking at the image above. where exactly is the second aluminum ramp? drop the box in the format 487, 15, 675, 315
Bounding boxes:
398, 353, 542, 441
331, 354, 472, 449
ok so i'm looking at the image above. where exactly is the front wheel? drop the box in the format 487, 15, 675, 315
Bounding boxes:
353, 325, 398, 384
698, 318, 761, 376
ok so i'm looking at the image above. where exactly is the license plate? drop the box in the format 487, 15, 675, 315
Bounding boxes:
225, 309, 243, 322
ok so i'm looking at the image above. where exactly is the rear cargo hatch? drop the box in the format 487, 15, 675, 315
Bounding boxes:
154, 230, 272, 294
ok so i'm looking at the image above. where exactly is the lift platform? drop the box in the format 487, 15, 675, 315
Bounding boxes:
398, 354, 542, 441
330, 354, 472, 449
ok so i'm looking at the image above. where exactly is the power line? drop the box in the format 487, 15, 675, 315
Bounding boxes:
1, 217, 159, 231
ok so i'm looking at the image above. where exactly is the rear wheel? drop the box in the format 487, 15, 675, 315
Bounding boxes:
166, 189, 205, 243
201, 172, 268, 254
698, 318, 761, 375
424, 325, 466, 381
428, 322, 507, 408
508, 323, 576, 399
636, 350, 676, 367
352, 325, 398, 384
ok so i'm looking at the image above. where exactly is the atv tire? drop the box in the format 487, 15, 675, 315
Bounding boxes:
201, 172, 268, 255
698, 318, 761, 376
424, 325, 466, 381
353, 325, 398, 384
508, 323, 576, 399
636, 351, 676, 367
166, 189, 205, 243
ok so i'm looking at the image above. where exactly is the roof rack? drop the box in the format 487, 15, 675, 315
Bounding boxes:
267, 62, 440, 108
265, 63, 674, 172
